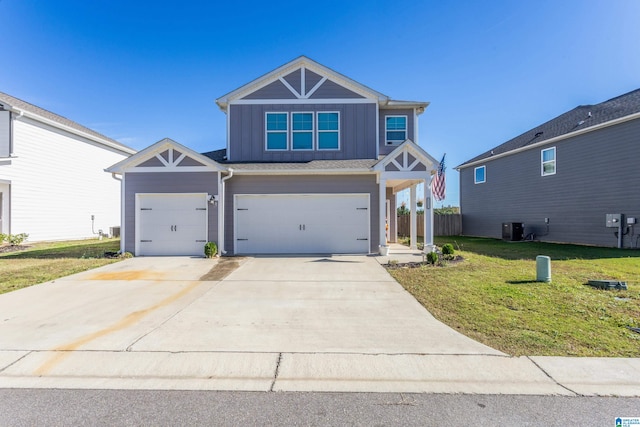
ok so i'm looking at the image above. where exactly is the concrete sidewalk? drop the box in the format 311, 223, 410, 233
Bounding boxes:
0, 256, 638, 395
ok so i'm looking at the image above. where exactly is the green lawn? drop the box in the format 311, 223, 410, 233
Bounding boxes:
0, 239, 122, 294
389, 236, 640, 357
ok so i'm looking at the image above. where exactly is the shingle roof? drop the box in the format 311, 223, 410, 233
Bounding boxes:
458, 88, 640, 168
0, 91, 134, 154
200, 149, 377, 171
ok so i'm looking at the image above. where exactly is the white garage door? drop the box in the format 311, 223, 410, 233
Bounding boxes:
234, 194, 370, 254
136, 193, 208, 256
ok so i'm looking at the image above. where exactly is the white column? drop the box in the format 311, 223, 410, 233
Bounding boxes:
424, 177, 435, 252
379, 177, 387, 252
410, 184, 417, 250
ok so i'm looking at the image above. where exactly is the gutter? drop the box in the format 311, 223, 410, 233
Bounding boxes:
456, 112, 640, 171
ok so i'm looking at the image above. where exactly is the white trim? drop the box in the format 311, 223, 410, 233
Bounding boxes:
456, 112, 640, 170
541, 146, 556, 176
291, 111, 315, 151
226, 106, 231, 161
265, 112, 289, 151
106, 138, 225, 173
474, 165, 486, 184
230, 98, 375, 105
300, 67, 306, 98
278, 76, 302, 98
375, 105, 380, 158
215, 56, 388, 109
316, 111, 340, 151
385, 115, 408, 145
414, 108, 419, 145
305, 76, 327, 99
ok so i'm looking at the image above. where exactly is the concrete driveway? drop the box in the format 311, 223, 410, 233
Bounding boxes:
1, 256, 637, 395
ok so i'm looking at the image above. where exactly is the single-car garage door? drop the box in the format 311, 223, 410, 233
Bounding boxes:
136, 193, 208, 256
234, 194, 370, 254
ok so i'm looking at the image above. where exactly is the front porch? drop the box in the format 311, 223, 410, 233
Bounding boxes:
374, 243, 426, 264
374, 140, 439, 255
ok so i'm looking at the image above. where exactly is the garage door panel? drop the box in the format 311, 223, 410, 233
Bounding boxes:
235, 194, 369, 254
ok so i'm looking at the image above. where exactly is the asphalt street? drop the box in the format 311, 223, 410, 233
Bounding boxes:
0, 389, 638, 426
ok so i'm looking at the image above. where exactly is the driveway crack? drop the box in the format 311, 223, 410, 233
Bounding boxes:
526, 356, 580, 396
269, 352, 283, 392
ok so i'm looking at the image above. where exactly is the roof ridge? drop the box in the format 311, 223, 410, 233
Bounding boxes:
0, 90, 134, 153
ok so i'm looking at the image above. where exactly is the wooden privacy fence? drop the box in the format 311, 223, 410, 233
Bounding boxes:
397, 214, 462, 237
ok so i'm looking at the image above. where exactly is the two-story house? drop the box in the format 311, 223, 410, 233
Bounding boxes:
457, 88, 640, 248
0, 92, 135, 242
107, 56, 439, 256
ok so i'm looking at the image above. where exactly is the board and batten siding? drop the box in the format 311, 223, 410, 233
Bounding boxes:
379, 109, 416, 156
0, 116, 128, 241
228, 103, 377, 162
123, 171, 219, 254
224, 174, 379, 254
460, 117, 640, 248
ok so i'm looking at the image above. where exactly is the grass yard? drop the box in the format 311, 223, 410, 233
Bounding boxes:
0, 239, 122, 294
389, 236, 640, 357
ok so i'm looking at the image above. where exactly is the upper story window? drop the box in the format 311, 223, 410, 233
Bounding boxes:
317, 112, 339, 150
385, 116, 407, 145
265, 112, 288, 150
474, 165, 486, 184
541, 147, 556, 176
292, 112, 314, 150
266, 111, 340, 152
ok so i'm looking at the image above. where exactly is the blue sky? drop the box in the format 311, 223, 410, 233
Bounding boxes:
1, 0, 639, 207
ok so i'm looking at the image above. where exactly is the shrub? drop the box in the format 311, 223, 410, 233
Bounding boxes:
0, 233, 6, 244
120, 252, 134, 259
426, 251, 438, 265
204, 241, 218, 258
442, 243, 455, 256
6, 233, 29, 246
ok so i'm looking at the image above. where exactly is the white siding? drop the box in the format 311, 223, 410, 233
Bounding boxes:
0, 116, 129, 241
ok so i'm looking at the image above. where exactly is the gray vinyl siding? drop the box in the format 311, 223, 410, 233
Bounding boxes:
228, 103, 377, 162
379, 109, 415, 156
224, 174, 379, 254
460, 118, 640, 248
242, 80, 297, 100
308, 80, 365, 99
123, 172, 219, 254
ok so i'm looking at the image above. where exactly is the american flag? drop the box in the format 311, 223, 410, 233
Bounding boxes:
431, 154, 446, 201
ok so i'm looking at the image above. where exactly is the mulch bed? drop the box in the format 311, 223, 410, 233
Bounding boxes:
385, 255, 464, 269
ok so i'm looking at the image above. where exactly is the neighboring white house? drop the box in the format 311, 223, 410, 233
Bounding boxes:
0, 92, 135, 242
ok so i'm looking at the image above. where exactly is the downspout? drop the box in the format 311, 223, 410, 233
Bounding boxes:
111, 172, 125, 254
219, 168, 234, 255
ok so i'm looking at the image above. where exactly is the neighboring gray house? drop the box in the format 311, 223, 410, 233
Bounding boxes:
457, 89, 640, 248
107, 56, 439, 256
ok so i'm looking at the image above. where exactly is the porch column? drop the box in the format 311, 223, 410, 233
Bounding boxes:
410, 184, 417, 250
424, 177, 435, 252
379, 177, 387, 251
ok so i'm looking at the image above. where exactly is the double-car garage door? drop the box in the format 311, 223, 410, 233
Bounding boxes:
234, 194, 370, 254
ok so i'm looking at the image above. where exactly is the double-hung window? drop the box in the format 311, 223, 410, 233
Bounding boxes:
385, 116, 407, 144
541, 147, 556, 176
317, 112, 339, 150
265, 113, 288, 150
292, 112, 314, 150
474, 165, 486, 184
